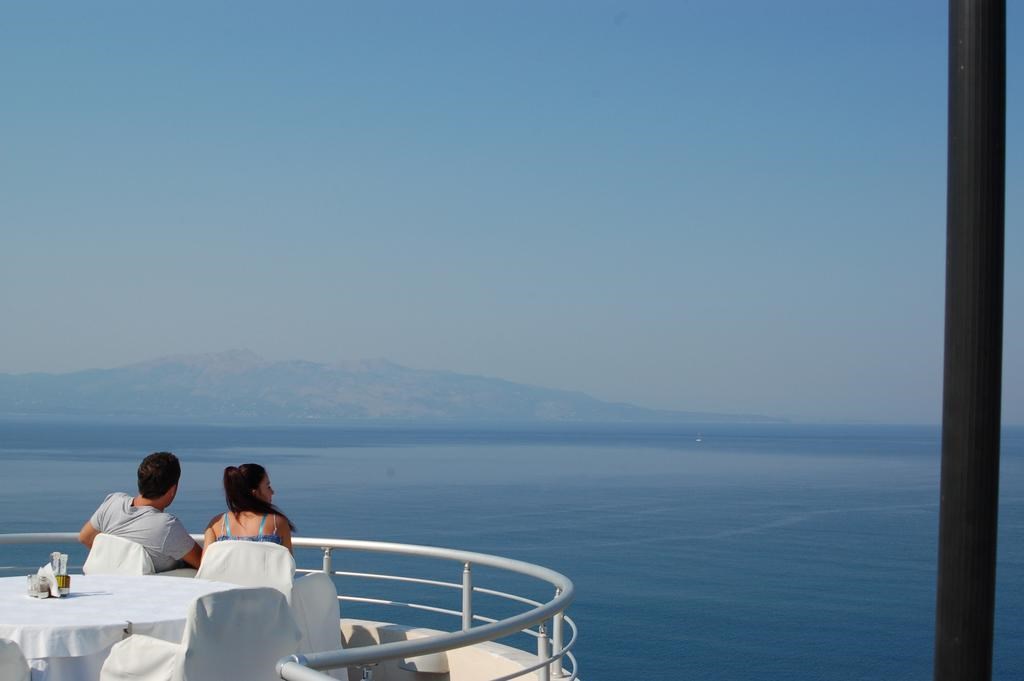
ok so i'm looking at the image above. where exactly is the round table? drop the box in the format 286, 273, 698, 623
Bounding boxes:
0, 574, 238, 681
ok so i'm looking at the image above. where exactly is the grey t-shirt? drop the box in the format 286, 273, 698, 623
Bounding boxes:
89, 492, 196, 573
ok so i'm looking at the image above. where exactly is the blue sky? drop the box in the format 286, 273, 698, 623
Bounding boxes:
1, 2, 1021, 424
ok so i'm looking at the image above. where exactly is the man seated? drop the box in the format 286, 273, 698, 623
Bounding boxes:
79, 451, 202, 572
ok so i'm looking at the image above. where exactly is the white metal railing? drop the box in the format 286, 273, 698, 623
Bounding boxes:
0, 532, 579, 681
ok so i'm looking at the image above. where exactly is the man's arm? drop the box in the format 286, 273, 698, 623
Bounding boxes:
180, 542, 202, 569
165, 517, 203, 569
79, 520, 100, 549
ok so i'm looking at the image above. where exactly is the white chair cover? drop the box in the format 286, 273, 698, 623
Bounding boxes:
100, 587, 301, 681
195, 541, 295, 600
291, 573, 346, 679
83, 534, 156, 575
0, 639, 30, 681
100, 636, 178, 681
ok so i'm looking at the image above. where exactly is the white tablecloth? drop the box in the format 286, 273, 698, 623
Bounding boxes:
0, 574, 238, 681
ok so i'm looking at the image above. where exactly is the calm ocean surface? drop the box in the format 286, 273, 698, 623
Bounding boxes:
1, 421, 1021, 681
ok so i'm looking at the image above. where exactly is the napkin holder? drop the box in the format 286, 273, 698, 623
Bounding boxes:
29, 562, 64, 598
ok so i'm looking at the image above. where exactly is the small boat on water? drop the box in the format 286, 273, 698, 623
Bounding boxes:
0, 532, 579, 681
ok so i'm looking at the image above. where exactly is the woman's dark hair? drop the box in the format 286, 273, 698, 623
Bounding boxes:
223, 463, 295, 531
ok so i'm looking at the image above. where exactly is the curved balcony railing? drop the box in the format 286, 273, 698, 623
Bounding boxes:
0, 532, 579, 681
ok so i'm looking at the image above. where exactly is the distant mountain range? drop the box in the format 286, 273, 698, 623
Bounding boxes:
0, 350, 783, 424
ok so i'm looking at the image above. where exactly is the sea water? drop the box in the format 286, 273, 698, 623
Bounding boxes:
1, 421, 1021, 681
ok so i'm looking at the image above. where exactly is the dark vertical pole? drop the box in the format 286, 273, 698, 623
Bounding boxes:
934, 1, 1005, 680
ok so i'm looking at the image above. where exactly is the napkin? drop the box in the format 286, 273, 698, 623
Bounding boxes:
37, 562, 61, 598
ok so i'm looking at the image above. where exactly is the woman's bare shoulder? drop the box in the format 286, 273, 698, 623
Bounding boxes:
204, 513, 225, 530
272, 513, 292, 533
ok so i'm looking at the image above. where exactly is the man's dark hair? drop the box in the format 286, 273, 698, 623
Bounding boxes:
137, 452, 181, 499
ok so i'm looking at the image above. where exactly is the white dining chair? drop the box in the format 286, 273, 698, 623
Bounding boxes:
195, 541, 295, 600
0, 639, 30, 681
99, 586, 301, 681
83, 534, 156, 575
291, 572, 347, 679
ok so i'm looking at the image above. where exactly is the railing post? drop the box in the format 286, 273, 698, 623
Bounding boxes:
551, 588, 565, 678
322, 547, 333, 575
461, 562, 473, 631
536, 623, 550, 681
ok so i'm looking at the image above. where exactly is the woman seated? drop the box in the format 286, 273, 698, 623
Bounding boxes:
204, 463, 295, 553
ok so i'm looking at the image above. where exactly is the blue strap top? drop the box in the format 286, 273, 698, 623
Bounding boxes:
217, 511, 283, 545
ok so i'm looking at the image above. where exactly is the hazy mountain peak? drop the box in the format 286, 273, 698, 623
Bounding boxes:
0, 350, 783, 424
329, 358, 406, 373
127, 348, 266, 372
